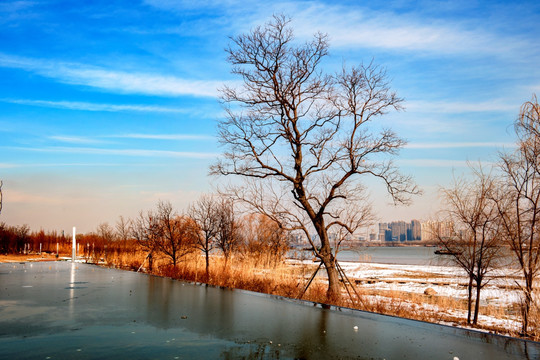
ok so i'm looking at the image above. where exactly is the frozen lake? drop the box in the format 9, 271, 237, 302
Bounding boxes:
0, 261, 538, 359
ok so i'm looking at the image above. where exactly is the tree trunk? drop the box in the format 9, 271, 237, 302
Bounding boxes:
522, 286, 532, 335
467, 275, 473, 324
313, 217, 341, 302
205, 249, 210, 280
473, 282, 481, 325
322, 256, 341, 301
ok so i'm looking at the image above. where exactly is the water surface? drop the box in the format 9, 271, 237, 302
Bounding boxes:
0, 262, 537, 359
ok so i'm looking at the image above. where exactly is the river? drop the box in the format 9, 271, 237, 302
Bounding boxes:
337, 246, 451, 266
290, 246, 453, 266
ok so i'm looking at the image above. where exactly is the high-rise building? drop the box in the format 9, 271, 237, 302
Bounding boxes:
378, 220, 425, 241
420, 221, 453, 242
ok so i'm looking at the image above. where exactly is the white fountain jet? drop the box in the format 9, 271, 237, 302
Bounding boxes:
72, 227, 76, 262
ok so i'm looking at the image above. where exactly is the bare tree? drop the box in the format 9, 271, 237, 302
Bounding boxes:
240, 213, 290, 266
211, 15, 418, 300
438, 166, 503, 325
97, 222, 116, 242
188, 194, 220, 279
115, 216, 133, 251
133, 201, 196, 267
215, 197, 239, 266
494, 94, 540, 336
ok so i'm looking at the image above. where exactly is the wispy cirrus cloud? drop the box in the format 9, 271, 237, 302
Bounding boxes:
398, 159, 495, 168
48, 133, 214, 144
113, 133, 215, 140
143, 0, 531, 57
48, 136, 107, 145
2, 98, 188, 113
0, 162, 18, 168
0, 53, 223, 97
287, 2, 536, 58
406, 100, 519, 114
405, 142, 516, 149
13, 146, 219, 159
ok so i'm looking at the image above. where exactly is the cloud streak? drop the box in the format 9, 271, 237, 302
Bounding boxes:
288, 2, 536, 58
405, 142, 516, 149
0, 53, 223, 97
406, 100, 519, 114
12, 146, 219, 159
48, 133, 215, 144
398, 159, 495, 168
113, 133, 215, 140
2, 98, 188, 113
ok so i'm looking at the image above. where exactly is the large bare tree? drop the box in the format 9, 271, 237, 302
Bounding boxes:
211, 15, 418, 300
438, 166, 502, 325
494, 94, 540, 336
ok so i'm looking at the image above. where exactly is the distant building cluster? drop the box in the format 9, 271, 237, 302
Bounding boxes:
288, 220, 453, 247
377, 220, 452, 242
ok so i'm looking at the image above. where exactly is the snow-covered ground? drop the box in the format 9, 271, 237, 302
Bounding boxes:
288, 258, 525, 333
339, 261, 523, 307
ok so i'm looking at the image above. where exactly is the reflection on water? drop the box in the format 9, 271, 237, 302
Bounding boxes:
0, 262, 538, 359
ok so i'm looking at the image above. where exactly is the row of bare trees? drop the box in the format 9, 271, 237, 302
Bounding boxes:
438, 95, 540, 336
124, 196, 290, 277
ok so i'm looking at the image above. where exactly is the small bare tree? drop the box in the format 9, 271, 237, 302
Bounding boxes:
211, 15, 418, 300
215, 197, 239, 266
494, 94, 540, 336
188, 194, 220, 279
97, 222, 116, 242
133, 201, 196, 267
240, 213, 290, 267
115, 216, 133, 252
438, 166, 503, 325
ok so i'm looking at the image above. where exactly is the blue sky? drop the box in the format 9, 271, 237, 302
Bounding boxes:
0, 0, 538, 232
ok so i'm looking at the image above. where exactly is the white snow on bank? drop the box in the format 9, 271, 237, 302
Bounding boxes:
287, 257, 526, 332
336, 261, 523, 306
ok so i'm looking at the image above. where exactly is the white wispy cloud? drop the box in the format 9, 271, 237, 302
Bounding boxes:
406, 100, 519, 114
48, 133, 214, 144
14, 146, 219, 159
405, 142, 516, 149
2, 98, 187, 113
0, 53, 223, 97
48, 136, 106, 145
113, 133, 215, 140
288, 2, 534, 57
398, 159, 495, 168
0, 162, 18, 168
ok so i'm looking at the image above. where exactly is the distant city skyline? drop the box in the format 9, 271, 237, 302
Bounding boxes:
0, 0, 539, 232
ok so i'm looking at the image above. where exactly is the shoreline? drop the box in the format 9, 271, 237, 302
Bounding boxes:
0, 252, 530, 340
